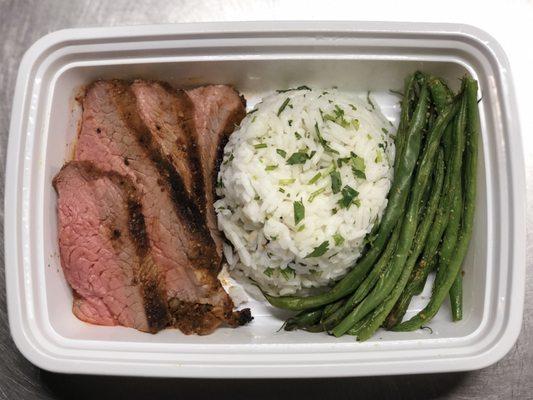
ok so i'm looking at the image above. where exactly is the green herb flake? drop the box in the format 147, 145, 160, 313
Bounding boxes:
330, 169, 342, 194
254, 195, 260, 201
297, 224, 306, 232
263, 267, 275, 277
349, 104, 357, 111
314, 122, 339, 154
277, 98, 291, 116
279, 178, 296, 185
375, 151, 383, 163
280, 266, 296, 280
366, 91, 376, 110
333, 233, 345, 246
251, 115, 257, 123
294, 201, 305, 225
354, 198, 361, 207
247, 108, 258, 115
223, 153, 234, 165
381, 127, 389, 134
352, 119, 360, 131
276, 148, 287, 158
278, 187, 285, 193
305, 241, 330, 258
294, 132, 302, 140
338, 185, 359, 209
254, 143, 267, 149
276, 85, 312, 93
308, 187, 325, 202
337, 157, 351, 168
308, 172, 321, 185
389, 89, 403, 96
286, 151, 309, 165
288, 119, 293, 127
216, 179, 224, 188
351, 154, 366, 179
323, 105, 350, 128
265, 164, 278, 171
331, 207, 338, 215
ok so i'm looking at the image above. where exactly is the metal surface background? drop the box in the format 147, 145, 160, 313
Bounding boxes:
0, 0, 531, 398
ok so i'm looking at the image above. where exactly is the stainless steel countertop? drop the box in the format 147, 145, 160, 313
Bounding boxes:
1, 0, 531, 398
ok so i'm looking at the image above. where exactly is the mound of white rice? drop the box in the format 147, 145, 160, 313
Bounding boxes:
215, 88, 395, 295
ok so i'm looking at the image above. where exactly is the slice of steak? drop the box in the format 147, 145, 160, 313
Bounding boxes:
53, 161, 169, 333
186, 85, 246, 256
131, 81, 205, 213
75, 80, 251, 334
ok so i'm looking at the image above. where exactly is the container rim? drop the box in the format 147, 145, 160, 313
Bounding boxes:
5, 21, 526, 378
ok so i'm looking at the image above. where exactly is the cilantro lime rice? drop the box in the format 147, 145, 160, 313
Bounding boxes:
215, 88, 395, 295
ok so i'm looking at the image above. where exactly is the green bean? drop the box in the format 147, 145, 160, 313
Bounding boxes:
401, 79, 455, 299
346, 314, 372, 336
429, 77, 464, 319
413, 256, 436, 295
429, 77, 454, 112
393, 78, 477, 331
332, 100, 458, 337
302, 324, 326, 333
321, 298, 346, 320
406, 163, 452, 298
450, 271, 463, 321
283, 308, 323, 331
264, 84, 431, 311
321, 222, 401, 330
394, 73, 417, 169
383, 150, 445, 329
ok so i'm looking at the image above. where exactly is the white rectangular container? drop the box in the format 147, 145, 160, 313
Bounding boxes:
5, 21, 526, 378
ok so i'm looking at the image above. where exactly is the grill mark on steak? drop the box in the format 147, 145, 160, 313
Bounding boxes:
74, 80, 250, 334
141, 277, 170, 332
146, 142, 213, 257
53, 161, 170, 333
127, 199, 149, 257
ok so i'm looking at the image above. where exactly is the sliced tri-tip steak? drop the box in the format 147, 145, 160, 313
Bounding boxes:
131, 80, 205, 214
75, 80, 251, 334
53, 161, 169, 333
186, 85, 246, 255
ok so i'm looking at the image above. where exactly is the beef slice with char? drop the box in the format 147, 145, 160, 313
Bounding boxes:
133, 81, 246, 257
53, 161, 169, 333
74, 80, 250, 334
186, 85, 246, 256
131, 81, 205, 212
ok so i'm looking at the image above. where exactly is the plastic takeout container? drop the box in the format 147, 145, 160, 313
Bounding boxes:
5, 21, 526, 378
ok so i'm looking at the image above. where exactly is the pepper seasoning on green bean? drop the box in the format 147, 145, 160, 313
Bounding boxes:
393, 78, 478, 332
